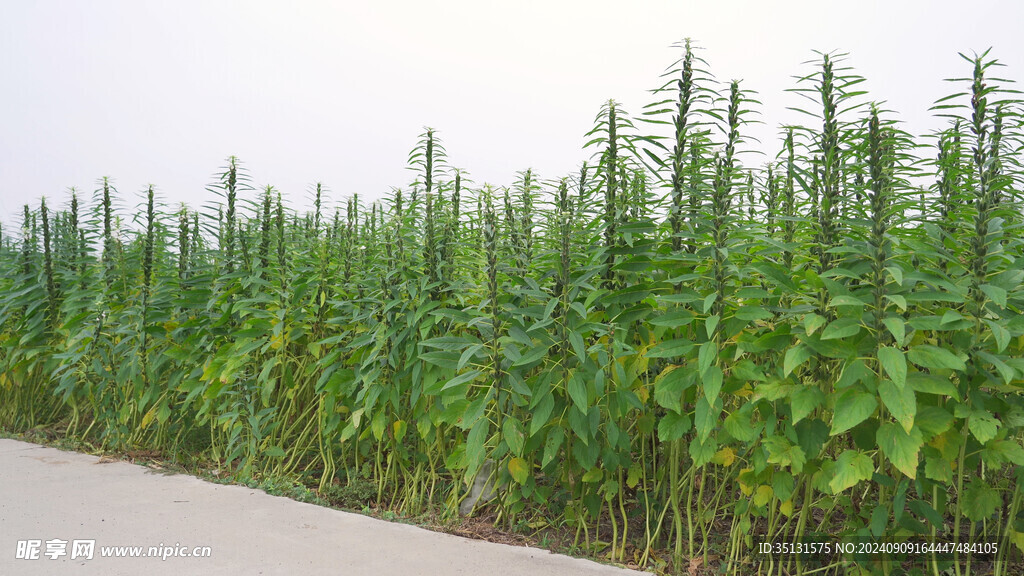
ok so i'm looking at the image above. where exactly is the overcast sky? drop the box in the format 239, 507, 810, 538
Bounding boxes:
2, 0, 1023, 229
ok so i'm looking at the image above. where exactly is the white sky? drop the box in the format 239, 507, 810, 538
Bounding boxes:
2, 0, 1023, 228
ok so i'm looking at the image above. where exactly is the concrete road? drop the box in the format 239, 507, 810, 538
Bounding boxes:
0, 439, 649, 576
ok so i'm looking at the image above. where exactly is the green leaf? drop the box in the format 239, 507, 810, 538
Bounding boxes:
885, 265, 904, 287
882, 317, 906, 347
602, 479, 620, 501
870, 505, 888, 538
925, 455, 953, 483
940, 309, 965, 326
542, 427, 564, 468
441, 369, 483, 392
984, 439, 1024, 467
702, 365, 723, 405
421, 336, 482, 350
457, 344, 485, 370
753, 261, 797, 290
836, 359, 872, 389
886, 294, 907, 311
657, 411, 692, 442
568, 373, 589, 414
646, 338, 695, 359
915, 406, 954, 438
568, 407, 590, 446
695, 396, 718, 443
582, 468, 603, 483
830, 450, 874, 493
705, 314, 720, 339
831, 295, 865, 308
877, 423, 923, 479
984, 319, 1010, 353
878, 346, 907, 389
654, 365, 693, 412
649, 309, 695, 329
878, 379, 916, 433
689, 437, 717, 467
791, 385, 824, 424
772, 471, 796, 502
763, 436, 807, 474
981, 284, 1008, 308
736, 306, 772, 321
529, 392, 554, 436
755, 380, 794, 402
804, 313, 827, 337
465, 419, 490, 483
909, 500, 945, 531
724, 407, 758, 442
977, 351, 1016, 385
503, 417, 525, 456
784, 344, 813, 377
419, 350, 460, 369
459, 393, 489, 430
698, 342, 716, 377
796, 419, 829, 458
568, 332, 587, 363
908, 345, 966, 371
264, 446, 287, 459
907, 373, 960, 398
830, 390, 877, 435
514, 342, 552, 367
732, 359, 765, 383
702, 293, 717, 314
821, 317, 862, 340
969, 411, 1000, 444
962, 480, 1000, 522
371, 410, 387, 441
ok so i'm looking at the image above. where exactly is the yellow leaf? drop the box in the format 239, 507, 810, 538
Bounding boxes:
1011, 530, 1024, 554
508, 457, 530, 484
140, 406, 157, 430
635, 385, 650, 404
201, 360, 217, 382
350, 408, 364, 428
627, 464, 641, 488
780, 499, 794, 517
929, 429, 959, 460
712, 446, 736, 467
631, 353, 649, 376
753, 485, 773, 507
392, 419, 407, 442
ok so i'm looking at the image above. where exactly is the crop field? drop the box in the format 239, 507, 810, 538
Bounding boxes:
2, 43, 1024, 575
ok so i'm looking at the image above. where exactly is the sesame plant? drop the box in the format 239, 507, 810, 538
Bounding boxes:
2, 43, 1024, 576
